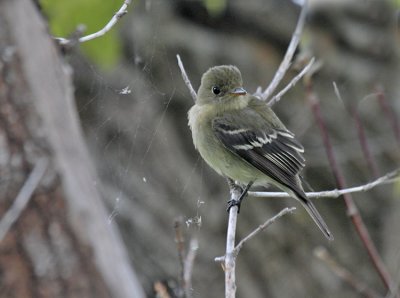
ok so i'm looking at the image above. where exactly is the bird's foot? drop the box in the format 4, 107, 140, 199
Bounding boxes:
226, 181, 254, 214
226, 197, 242, 213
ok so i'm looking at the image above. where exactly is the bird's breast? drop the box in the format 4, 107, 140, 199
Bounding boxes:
188, 104, 262, 183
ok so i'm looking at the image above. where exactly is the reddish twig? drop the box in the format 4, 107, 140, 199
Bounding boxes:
174, 217, 186, 297
350, 106, 379, 177
375, 85, 400, 146
333, 83, 379, 178
314, 247, 381, 298
305, 80, 395, 293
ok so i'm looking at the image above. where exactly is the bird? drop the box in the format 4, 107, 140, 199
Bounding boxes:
188, 65, 333, 240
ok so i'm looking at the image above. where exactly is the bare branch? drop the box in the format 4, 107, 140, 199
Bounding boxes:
261, 0, 308, 101
0, 158, 48, 242
249, 168, 400, 199
314, 247, 381, 298
225, 185, 242, 298
55, 0, 132, 45
233, 207, 296, 256
176, 54, 197, 102
267, 57, 314, 107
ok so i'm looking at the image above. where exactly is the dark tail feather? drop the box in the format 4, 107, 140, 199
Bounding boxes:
296, 193, 334, 241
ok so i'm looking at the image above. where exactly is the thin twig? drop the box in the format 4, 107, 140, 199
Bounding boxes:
233, 207, 296, 256
267, 57, 314, 107
174, 217, 199, 298
314, 247, 381, 298
183, 238, 199, 298
249, 168, 400, 199
174, 217, 186, 298
261, 0, 308, 101
333, 82, 379, 178
55, 0, 132, 45
305, 80, 395, 293
375, 84, 400, 145
176, 55, 197, 103
0, 158, 48, 242
214, 207, 296, 263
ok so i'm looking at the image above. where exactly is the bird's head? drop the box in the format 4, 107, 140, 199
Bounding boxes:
197, 65, 247, 105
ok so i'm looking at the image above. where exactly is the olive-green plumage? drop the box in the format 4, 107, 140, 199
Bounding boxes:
188, 65, 333, 240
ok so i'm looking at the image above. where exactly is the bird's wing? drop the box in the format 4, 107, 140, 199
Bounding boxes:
212, 110, 305, 194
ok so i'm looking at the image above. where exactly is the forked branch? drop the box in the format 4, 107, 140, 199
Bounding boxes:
55, 0, 132, 45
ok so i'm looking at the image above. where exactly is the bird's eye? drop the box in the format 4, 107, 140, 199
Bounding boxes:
212, 86, 221, 95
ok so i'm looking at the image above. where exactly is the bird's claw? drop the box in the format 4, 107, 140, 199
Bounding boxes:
226, 199, 241, 213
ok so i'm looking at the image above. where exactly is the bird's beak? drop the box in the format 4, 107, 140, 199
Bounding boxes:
229, 87, 247, 96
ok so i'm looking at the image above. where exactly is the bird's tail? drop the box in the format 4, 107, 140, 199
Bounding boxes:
295, 192, 334, 241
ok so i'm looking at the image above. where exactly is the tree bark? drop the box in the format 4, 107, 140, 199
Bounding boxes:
0, 0, 145, 297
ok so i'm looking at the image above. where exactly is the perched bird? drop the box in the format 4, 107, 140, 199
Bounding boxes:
188, 65, 333, 240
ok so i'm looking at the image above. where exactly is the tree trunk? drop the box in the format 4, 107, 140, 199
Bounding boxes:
0, 0, 145, 297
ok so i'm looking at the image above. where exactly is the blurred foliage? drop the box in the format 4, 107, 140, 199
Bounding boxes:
40, 0, 124, 68
203, 0, 227, 16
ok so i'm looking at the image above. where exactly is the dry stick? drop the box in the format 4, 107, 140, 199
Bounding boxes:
225, 186, 242, 298
174, 217, 187, 298
176, 55, 197, 103
375, 85, 400, 145
55, 0, 132, 45
267, 57, 315, 107
0, 158, 48, 242
183, 238, 199, 298
174, 217, 199, 298
249, 168, 399, 199
261, 0, 308, 102
333, 83, 379, 178
305, 80, 395, 293
314, 247, 381, 298
233, 207, 296, 256
214, 207, 296, 263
